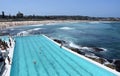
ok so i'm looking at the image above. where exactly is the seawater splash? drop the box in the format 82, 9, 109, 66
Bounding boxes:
17, 31, 29, 36
46, 23, 59, 25
100, 48, 107, 52
17, 28, 43, 36
88, 21, 100, 24
85, 53, 99, 58
28, 28, 43, 31
59, 27, 74, 30
69, 42, 80, 49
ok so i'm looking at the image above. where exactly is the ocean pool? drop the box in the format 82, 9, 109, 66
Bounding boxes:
10, 35, 118, 76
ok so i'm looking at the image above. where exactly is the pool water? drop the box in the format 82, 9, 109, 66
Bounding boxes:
10, 35, 116, 76
0, 36, 9, 42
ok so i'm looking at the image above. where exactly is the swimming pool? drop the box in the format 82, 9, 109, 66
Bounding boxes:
0, 36, 9, 42
10, 35, 118, 76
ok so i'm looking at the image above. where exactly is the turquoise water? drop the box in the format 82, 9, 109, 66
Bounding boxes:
0, 36, 9, 41
10, 35, 116, 76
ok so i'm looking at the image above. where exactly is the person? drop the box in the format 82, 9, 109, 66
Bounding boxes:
33, 60, 36, 64
7, 56, 11, 64
9, 38, 12, 47
1, 50, 11, 65
6, 50, 11, 64
0, 50, 5, 65
60, 42, 63, 48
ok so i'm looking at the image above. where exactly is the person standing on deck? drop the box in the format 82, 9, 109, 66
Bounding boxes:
60, 41, 63, 48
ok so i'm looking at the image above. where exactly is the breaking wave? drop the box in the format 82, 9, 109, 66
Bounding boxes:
89, 21, 100, 24
29, 28, 43, 31
59, 27, 74, 30
17, 31, 29, 36
69, 42, 80, 49
17, 28, 43, 36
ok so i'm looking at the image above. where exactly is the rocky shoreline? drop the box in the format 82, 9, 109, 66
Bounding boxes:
53, 38, 120, 72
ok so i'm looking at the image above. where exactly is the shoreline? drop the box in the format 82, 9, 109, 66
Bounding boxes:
0, 20, 120, 30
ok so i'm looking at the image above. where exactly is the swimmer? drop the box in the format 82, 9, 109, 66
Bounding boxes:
33, 60, 36, 64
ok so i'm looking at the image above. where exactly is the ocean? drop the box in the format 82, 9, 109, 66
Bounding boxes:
1, 22, 120, 60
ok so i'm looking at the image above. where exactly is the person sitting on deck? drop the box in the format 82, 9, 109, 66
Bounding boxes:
0, 39, 11, 65
0, 50, 5, 65
2, 49, 11, 65
0, 50, 5, 75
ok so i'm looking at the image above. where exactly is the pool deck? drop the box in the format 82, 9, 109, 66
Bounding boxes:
1, 36, 15, 76
1, 35, 120, 76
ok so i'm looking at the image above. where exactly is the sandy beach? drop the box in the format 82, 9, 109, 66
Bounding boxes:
0, 20, 80, 29
0, 20, 119, 30
0, 20, 108, 30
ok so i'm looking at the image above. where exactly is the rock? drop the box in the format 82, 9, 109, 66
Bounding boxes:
114, 60, 120, 72
85, 53, 99, 59
105, 64, 115, 69
107, 59, 113, 63
92, 47, 104, 52
69, 47, 79, 52
69, 47, 85, 55
86, 57, 106, 64
97, 58, 106, 64
53, 39, 66, 44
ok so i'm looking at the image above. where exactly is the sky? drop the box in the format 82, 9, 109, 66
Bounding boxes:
0, 0, 120, 17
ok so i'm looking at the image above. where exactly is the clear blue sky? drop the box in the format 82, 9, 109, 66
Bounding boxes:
0, 0, 120, 17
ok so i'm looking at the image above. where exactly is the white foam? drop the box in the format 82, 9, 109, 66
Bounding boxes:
89, 21, 100, 24
17, 28, 43, 36
81, 47, 91, 50
69, 42, 80, 49
85, 53, 99, 59
32, 28, 43, 31
100, 48, 107, 52
81, 47, 107, 52
59, 27, 74, 30
46, 23, 58, 25
27, 28, 43, 32
17, 31, 29, 36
